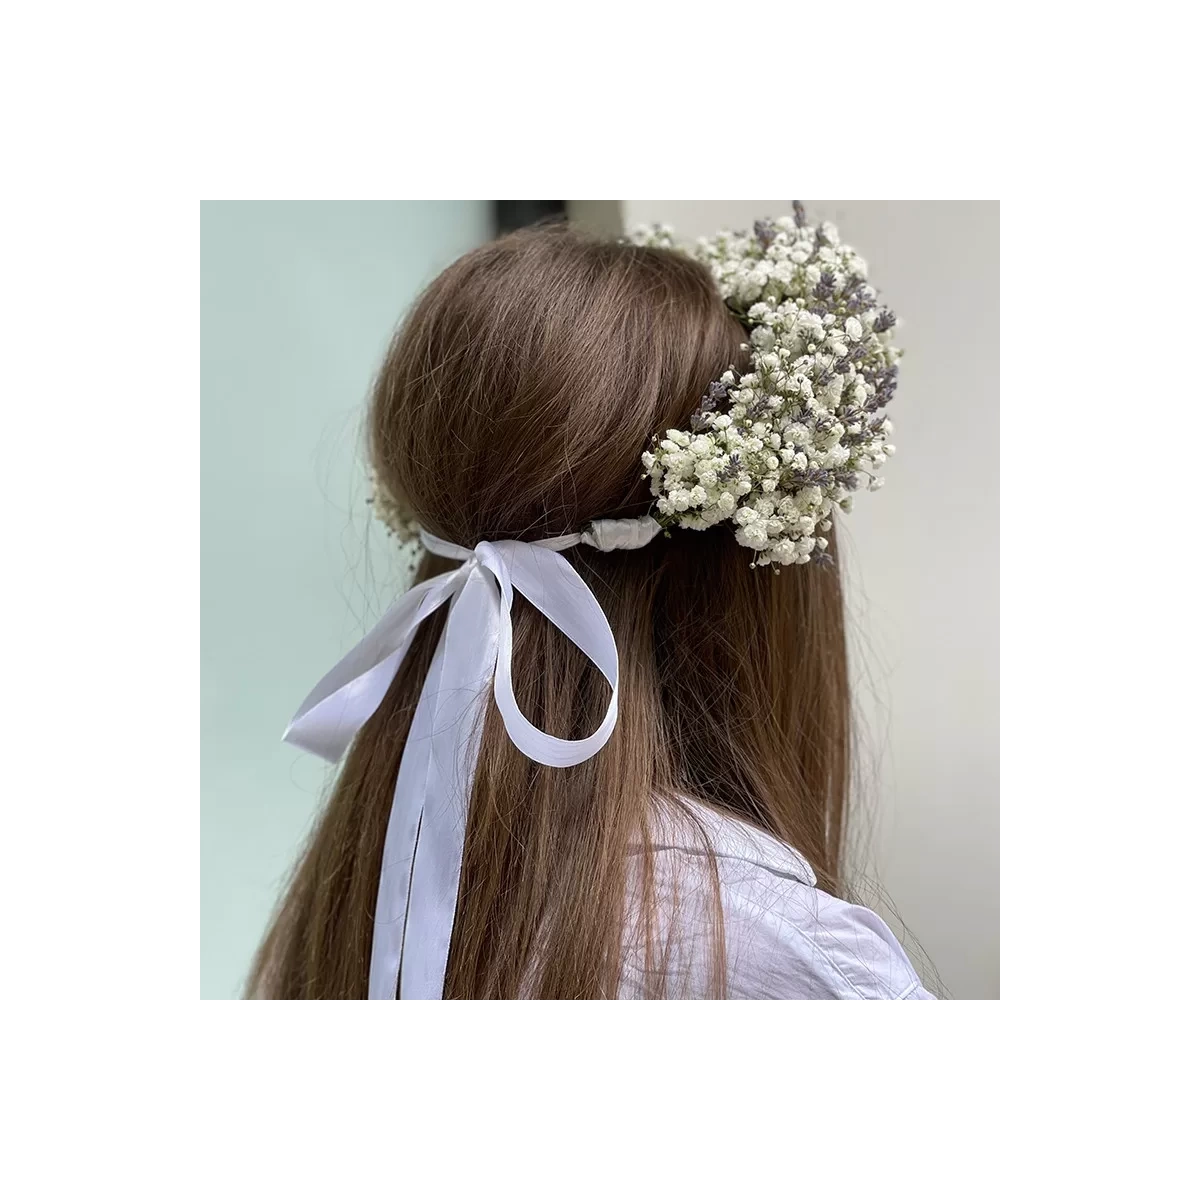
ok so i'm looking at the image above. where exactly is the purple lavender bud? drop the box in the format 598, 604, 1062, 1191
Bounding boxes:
716, 452, 742, 482
874, 307, 896, 332
754, 220, 774, 250
864, 367, 898, 412
845, 285, 872, 314
692, 378, 733, 428
795, 467, 834, 487
792, 201, 807, 226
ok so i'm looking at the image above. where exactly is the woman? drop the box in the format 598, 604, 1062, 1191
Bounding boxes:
250, 210, 934, 1000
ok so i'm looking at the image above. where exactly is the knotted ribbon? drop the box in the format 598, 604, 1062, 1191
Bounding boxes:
282, 517, 660, 999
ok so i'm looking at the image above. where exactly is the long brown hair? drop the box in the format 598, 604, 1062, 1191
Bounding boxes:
249, 224, 850, 999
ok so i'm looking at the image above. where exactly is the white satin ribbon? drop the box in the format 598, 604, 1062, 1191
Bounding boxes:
282, 521, 658, 999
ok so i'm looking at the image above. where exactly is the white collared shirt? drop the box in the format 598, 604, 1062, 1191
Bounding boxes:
621, 800, 936, 1000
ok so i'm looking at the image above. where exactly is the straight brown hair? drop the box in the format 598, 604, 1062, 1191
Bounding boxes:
249, 224, 850, 999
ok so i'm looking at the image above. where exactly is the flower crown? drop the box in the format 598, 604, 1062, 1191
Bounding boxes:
633, 203, 901, 568
371, 203, 900, 570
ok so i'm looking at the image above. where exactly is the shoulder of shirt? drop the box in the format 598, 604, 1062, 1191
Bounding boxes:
637, 796, 934, 1000
645, 794, 819, 886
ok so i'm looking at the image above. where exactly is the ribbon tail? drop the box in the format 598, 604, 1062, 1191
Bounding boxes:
395, 569, 501, 1000
367, 768, 422, 999
366, 608, 454, 1000
283, 567, 467, 763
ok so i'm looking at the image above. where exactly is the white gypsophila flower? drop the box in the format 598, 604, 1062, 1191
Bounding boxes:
367, 470, 421, 544
632, 205, 902, 569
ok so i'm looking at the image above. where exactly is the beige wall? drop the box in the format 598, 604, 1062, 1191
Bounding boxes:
620, 201, 1000, 999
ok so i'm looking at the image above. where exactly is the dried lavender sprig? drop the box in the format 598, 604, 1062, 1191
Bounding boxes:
716, 452, 742, 482
690, 378, 732, 429
785, 466, 835, 487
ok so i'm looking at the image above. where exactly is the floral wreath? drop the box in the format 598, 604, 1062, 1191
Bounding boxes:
371, 203, 901, 571
634, 202, 901, 568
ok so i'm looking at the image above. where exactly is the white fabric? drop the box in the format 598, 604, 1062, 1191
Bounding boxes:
622, 799, 936, 1000
580, 515, 662, 552
283, 528, 622, 999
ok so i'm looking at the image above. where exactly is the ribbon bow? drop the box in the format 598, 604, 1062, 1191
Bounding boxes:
283, 519, 659, 999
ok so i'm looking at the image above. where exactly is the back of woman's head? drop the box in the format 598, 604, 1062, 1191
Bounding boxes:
251, 224, 850, 1000
372, 224, 745, 543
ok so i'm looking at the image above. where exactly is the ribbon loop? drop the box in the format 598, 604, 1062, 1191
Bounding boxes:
475, 541, 618, 768
282, 527, 623, 999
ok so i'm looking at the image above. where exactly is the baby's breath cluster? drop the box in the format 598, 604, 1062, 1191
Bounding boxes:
635, 204, 901, 568
368, 470, 421, 543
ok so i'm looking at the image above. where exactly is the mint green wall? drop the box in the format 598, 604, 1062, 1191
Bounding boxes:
201, 201, 491, 999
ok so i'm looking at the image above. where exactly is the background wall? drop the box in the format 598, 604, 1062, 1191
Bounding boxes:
622, 202, 1000, 999
200, 201, 491, 999
202, 200, 998, 1000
